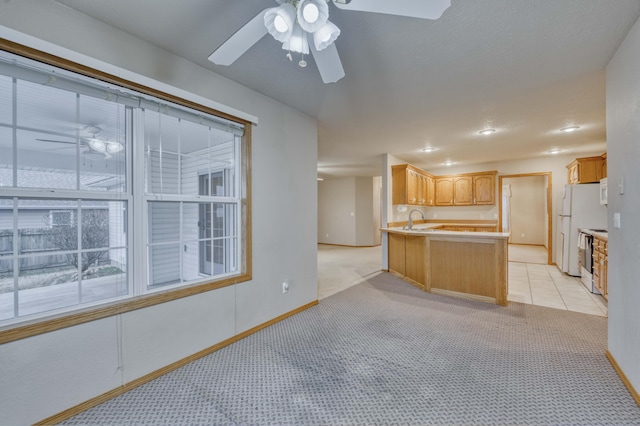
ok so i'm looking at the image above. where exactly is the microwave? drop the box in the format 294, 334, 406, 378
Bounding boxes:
600, 178, 608, 205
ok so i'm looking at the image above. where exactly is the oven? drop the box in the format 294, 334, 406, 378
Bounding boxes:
578, 230, 600, 294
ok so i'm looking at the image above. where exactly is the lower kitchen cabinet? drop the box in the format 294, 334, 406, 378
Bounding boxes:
592, 236, 608, 299
388, 233, 426, 288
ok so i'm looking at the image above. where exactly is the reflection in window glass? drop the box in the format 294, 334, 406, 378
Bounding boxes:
0, 198, 129, 320
145, 111, 180, 195
0, 48, 244, 328
0, 127, 12, 187
0, 75, 11, 126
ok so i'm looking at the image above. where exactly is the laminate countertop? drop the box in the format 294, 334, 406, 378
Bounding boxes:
579, 228, 608, 241
381, 224, 510, 239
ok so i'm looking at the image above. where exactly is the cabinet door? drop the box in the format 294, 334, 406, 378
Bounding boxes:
473, 175, 495, 205
435, 178, 454, 206
417, 174, 427, 205
388, 233, 406, 275
426, 175, 435, 206
568, 163, 578, 184
407, 170, 419, 205
453, 176, 473, 205
405, 235, 426, 287
592, 249, 601, 292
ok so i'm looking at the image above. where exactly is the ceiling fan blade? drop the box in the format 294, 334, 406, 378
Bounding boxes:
310, 42, 345, 84
332, 0, 451, 20
208, 9, 270, 66
36, 139, 79, 145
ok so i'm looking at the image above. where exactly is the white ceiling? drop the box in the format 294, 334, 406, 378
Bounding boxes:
54, 0, 640, 178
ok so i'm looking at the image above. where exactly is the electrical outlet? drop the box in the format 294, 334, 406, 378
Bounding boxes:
282, 281, 289, 293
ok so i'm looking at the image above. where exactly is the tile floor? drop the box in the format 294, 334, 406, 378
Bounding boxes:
509, 244, 548, 264
318, 243, 608, 317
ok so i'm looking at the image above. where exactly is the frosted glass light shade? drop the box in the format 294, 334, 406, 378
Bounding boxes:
313, 21, 340, 51
88, 138, 106, 152
282, 23, 309, 55
106, 141, 123, 153
297, 0, 329, 33
264, 3, 296, 42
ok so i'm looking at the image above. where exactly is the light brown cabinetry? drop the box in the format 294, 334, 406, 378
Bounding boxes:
383, 230, 509, 306
592, 236, 608, 299
393, 164, 497, 207
473, 174, 496, 205
388, 232, 406, 276
435, 172, 497, 206
392, 164, 435, 206
453, 176, 473, 205
567, 155, 606, 184
388, 233, 426, 288
434, 177, 454, 206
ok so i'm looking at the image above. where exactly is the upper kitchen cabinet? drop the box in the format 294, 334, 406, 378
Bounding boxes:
393, 164, 497, 206
435, 177, 454, 206
567, 154, 606, 184
473, 173, 496, 205
453, 176, 473, 205
436, 171, 497, 206
392, 164, 436, 206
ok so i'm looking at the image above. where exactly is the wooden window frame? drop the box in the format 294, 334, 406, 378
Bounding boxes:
0, 39, 252, 345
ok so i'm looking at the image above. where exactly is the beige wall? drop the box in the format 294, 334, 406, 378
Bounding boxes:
503, 176, 546, 245
318, 176, 381, 246
606, 13, 640, 398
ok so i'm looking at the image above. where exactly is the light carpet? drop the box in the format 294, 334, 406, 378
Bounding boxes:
62, 273, 640, 425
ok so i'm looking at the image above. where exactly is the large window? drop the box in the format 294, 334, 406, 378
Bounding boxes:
0, 47, 249, 333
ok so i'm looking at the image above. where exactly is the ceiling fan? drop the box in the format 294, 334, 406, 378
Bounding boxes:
208, 0, 451, 84
37, 124, 123, 159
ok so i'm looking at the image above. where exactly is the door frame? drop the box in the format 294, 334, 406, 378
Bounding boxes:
499, 172, 553, 265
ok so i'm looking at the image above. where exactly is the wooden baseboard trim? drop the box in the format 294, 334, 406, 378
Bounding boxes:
606, 350, 640, 407
318, 243, 381, 248
431, 288, 499, 305
35, 300, 319, 425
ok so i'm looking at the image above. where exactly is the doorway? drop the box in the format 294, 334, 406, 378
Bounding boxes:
499, 172, 552, 265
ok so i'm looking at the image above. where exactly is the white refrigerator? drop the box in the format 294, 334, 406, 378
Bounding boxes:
556, 184, 607, 276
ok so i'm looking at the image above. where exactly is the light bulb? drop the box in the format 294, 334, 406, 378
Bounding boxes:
274, 15, 289, 33
302, 3, 319, 23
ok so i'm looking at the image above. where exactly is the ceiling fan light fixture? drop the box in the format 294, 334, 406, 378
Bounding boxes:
264, 3, 296, 42
282, 23, 309, 55
88, 138, 106, 153
297, 0, 329, 32
313, 20, 340, 51
106, 141, 124, 154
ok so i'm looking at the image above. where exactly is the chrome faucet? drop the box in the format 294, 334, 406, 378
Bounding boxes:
404, 209, 425, 230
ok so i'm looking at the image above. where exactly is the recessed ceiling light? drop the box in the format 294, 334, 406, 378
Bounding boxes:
422, 147, 436, 153
560, 126, 580, 133
478, 128, 496, 136
548, 148, 561, 155
443, 160, 454, 166
317, 177, 324, 181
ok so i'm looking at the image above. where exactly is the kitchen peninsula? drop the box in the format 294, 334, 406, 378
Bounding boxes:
382, 224, 510, 306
